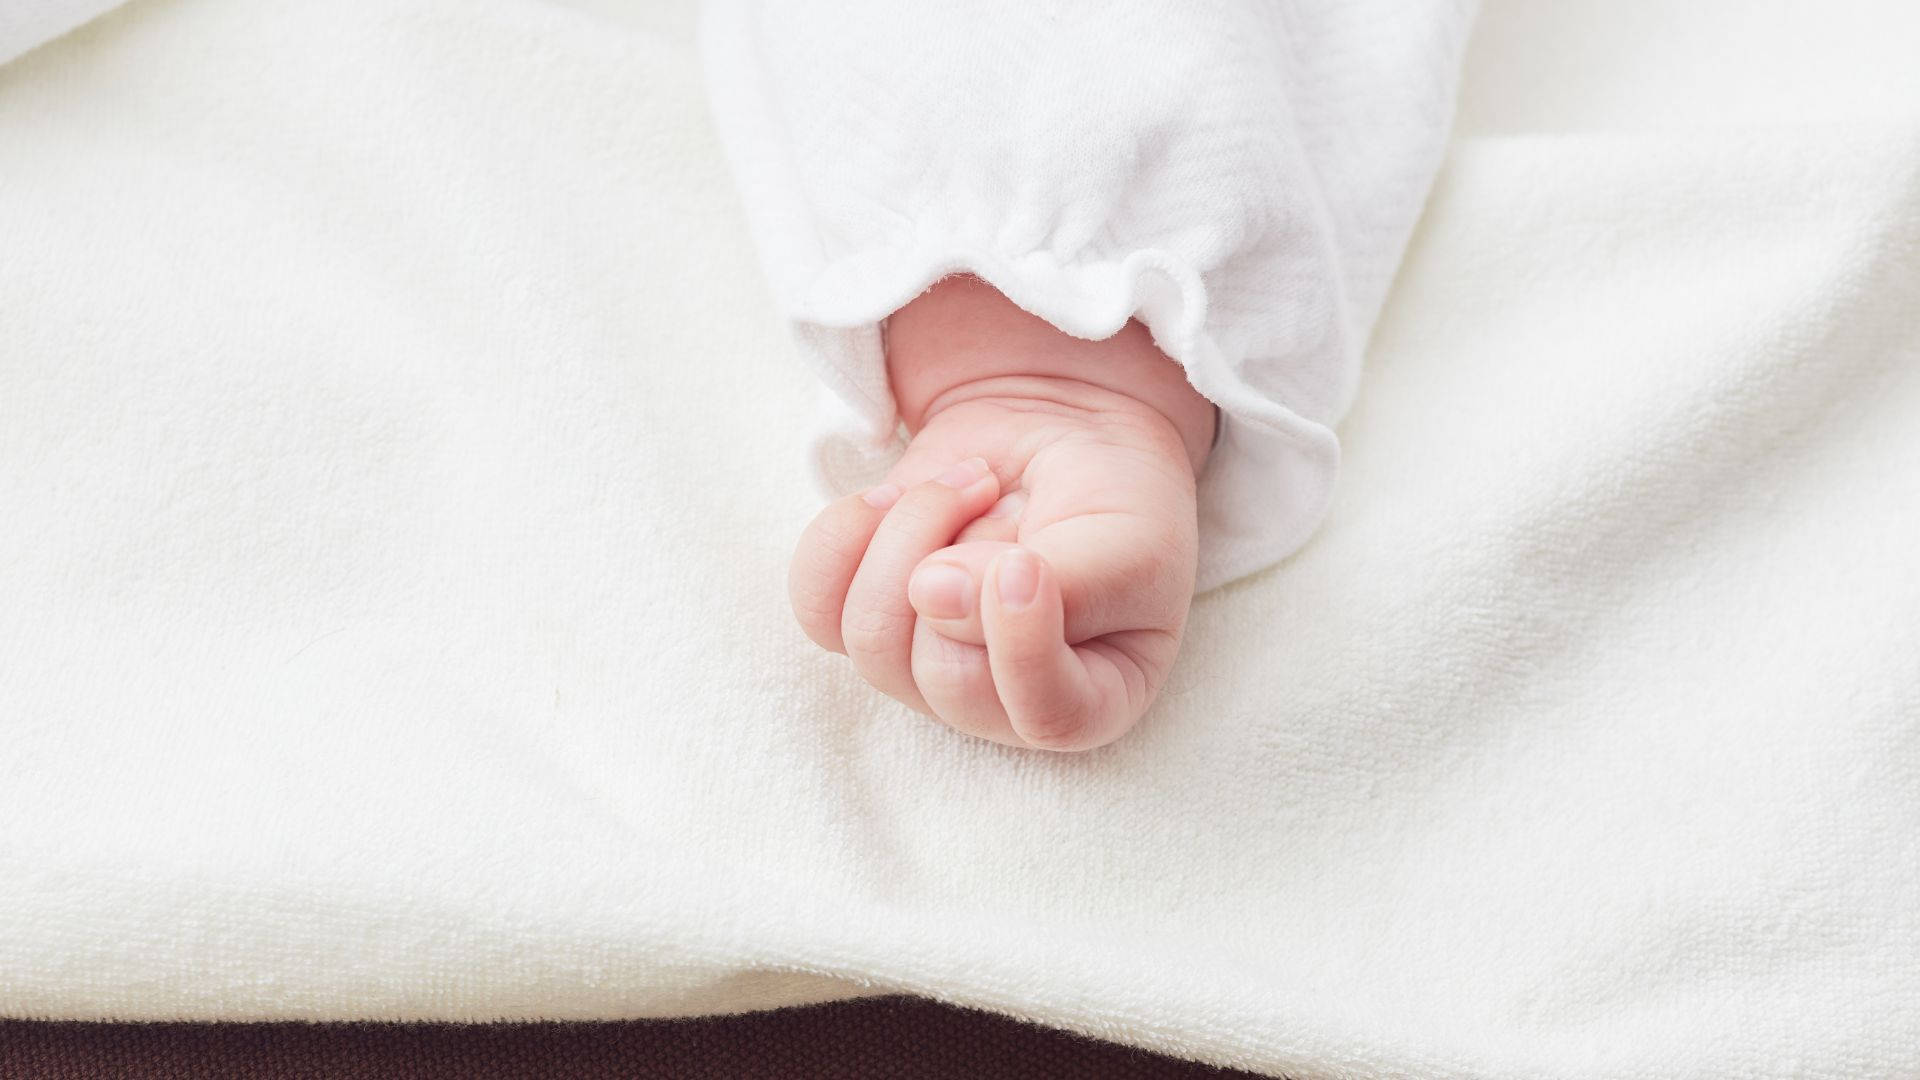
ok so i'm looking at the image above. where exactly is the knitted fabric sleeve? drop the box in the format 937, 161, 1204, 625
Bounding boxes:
701, 0, 1476, 589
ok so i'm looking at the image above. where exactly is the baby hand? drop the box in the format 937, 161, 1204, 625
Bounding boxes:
788, 276, 1214, 751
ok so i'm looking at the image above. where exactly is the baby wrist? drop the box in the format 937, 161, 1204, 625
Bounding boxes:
885, 275, 1216, 475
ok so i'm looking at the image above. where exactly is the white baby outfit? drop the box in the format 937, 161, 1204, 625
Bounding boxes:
701, 0, 1478, 588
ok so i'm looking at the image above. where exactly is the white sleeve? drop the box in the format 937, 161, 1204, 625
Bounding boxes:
700, 0, 1476, 590
0, 0, 128, 66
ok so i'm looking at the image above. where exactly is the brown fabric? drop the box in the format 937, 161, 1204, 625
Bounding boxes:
0, 996, 1270, 1079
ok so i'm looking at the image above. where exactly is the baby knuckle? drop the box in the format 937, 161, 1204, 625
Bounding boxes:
1126, 521, 1187, 578
1013, 702, 1091, 751
787, 555, 847, 603
840, 605, 908, 655
787, 549, 840, 592
788, 589, 841, 637
910, 659, 973, 712
795, 623, 842, 654
806, 515, 871, 560
889, 486, 960, 525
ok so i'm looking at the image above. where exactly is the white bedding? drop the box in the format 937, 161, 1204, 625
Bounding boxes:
2, 1, 1917, 1077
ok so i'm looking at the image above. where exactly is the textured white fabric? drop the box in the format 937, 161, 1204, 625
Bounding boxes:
0, 0, 123, 65
702, 0, 1475, 590
3, 1, 1919, 1078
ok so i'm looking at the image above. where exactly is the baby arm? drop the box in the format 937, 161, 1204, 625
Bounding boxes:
788, 275, 1214, 751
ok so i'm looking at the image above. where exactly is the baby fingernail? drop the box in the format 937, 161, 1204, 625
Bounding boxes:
935, 457, 989, 489
862, 483, 902, 510
909, 563, 973, 620
995, 549, 1039, 608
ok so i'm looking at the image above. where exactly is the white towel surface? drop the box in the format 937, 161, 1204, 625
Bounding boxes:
2, 1, 1917, 1077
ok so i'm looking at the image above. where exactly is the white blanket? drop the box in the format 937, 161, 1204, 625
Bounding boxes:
2, 1, 1916, 1077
